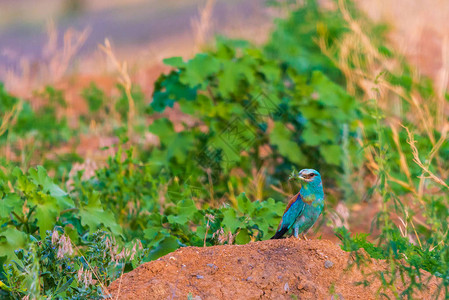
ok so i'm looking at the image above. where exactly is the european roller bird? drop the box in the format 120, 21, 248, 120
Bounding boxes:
271, 169, 324, 239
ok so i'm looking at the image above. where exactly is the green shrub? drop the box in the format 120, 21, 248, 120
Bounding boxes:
0, 229, 146, 299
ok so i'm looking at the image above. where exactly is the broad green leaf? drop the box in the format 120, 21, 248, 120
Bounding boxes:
167, 199, 198, 224
143, 214, 166, 242
218, 59, 255, 97
13, 167, 35, 195
0, 194, 22, 219
310, 71, 356, 115
237, 193, 254, 215
151, 72, 197, 112
148, 118, 175, 143
163, 56, 185, 68
301, 122, 335, 146
180, 53, 221, 88
222, 208, 240, 232
178, 95, 213, 116
321, 144, 342, 166
269, 122, 304, 163
0, 227, 28, 262
29, 166, 67, 198
235, 230, 251, 245
149, 118, 195, 164
78, 192, 122, 235
35, 195, 58, 239
147, 236, 179, 261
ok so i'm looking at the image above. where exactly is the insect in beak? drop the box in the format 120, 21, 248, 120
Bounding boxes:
288, 170, 297, 181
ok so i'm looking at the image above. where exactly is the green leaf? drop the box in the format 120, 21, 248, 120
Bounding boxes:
54, 277, 74, 295
163, 56, 185, 68
29, 166, 69, 199
0, 194, 22, 219
179, 94, 213, 116
237, 193, 254, 215
35, 195, 58, 239
167, 199, 198, 224
310, 71, 356, 115
151, 72, 197, 112
235, 230, 251, 244
149, 118, 175, 143
269, 122, 305, 163
301, 122, 335, 146
180, 53, 221, 88
14, 167, 35, 195
0, 227, 28, 262
78, 192, 122, 235
143, 216, 166, 242
218, 59, 255, 97
321, 144, 342, 166
147, 236, 179, 261
222, 208, 240, 232
149, 118, 195, 164
81, 83, 105, 112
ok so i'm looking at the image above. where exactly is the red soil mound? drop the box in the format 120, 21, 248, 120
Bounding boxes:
108, 239, 441, 299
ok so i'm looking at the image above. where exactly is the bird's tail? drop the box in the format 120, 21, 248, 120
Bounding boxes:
271, 227, 288, 239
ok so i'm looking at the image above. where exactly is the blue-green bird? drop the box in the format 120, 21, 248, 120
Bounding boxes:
271, 169, 324, 239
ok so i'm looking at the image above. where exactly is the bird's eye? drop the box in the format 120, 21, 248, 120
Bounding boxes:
309, 174, 316, 178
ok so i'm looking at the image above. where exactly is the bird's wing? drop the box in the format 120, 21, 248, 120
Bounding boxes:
271, 192, 305, 239
280, 191, 305, 229
282, 191, 303, 216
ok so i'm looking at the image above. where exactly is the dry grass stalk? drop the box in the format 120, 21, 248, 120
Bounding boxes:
204, 214, 216, 247
319, 0, 449, 202
0, 101, 22, 138
191, 0, 215, 51
3, 21, 89, 97
227, 180, 238, 208
269, 184, 291, 197
389, 122, 413, 185
436, 35, 449, 129
250, 166, 266, 201
212, 227, 235, 245
44, 21, 90, 84
402, 124, 449, 192
320, 0, 446, 142
99, 39, 135, 140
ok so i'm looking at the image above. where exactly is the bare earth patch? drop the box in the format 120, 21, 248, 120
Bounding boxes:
108, 239, 441, 299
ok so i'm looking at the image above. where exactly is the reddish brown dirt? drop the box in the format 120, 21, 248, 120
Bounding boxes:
108, 239, 441, 299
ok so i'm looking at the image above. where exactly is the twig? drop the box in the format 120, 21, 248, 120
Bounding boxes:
114, 264, 125, 300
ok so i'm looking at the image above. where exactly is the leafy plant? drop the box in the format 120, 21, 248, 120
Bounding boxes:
0, 229, 146, 299
144, 192, 284, 260
0, 166, 121, 263
148, 36, 363, 206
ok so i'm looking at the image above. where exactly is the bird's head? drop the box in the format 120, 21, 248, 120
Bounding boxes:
289, 169, 322, 185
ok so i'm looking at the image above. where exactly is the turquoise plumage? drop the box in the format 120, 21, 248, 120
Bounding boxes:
271, 169, 324, 239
